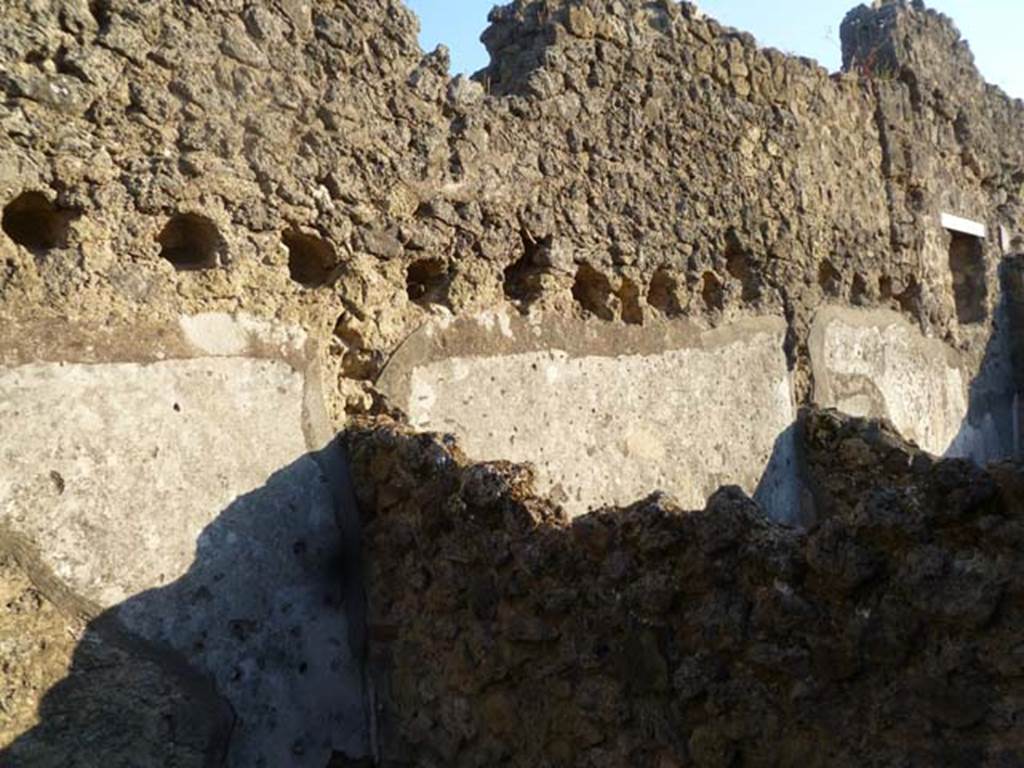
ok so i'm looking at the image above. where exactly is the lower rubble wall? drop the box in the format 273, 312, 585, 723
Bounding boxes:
347, 408, 1024, 767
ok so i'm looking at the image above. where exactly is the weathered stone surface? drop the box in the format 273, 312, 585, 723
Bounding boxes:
0, 535, 230, 767
0, 547, 84, 756
348, 407, 1024, 767
2, 0, 1021, 423
1, 0, 1024, 763
379, 311, 800, 520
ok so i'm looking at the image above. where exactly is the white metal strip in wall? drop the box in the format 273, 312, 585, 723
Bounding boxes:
941, 212, 987, 238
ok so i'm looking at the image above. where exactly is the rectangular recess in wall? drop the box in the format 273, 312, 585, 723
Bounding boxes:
948, 229, 988, 325
941, 212, 987, 239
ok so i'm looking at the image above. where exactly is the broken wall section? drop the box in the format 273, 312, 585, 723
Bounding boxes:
0, 0, 454, 419
348, 409, 1024, 767
470, 0, 893, 395
3, 0, 1023, 422
809, 305, 1019, 463
842, 0, 1024, 341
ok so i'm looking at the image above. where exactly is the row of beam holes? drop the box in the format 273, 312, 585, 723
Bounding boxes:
11, 191, 967, 322
2, 192, 74, 252
569, 262, 756, 324
398, 248, 935, 325
501, 236, 980, 326
158, 215, 339, 288
820, 259, 924, 318
538, 248, 950, 324
499, 235, 765, 324
505, 248, 926, 323
4, 193, 990, 323
1, 193, 339, 288
503, 259, 723, 324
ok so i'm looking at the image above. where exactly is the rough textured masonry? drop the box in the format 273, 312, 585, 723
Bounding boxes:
349, 407, 1024, 767
1, 0, 1024, 765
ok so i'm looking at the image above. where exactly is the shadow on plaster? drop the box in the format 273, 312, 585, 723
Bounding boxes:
946, 258, 1024, 464
808, 278, 1022, 471
753, 421, 813, 528
0, 440, 370, 768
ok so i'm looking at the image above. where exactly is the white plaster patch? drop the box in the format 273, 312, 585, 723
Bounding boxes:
403, 327, 795, 517
409, 377, 437, 428
0, 353, 369, 763
0, 357, 307, 605
179, 312, 251, 356
811, 308, 969, 455
179, 312, 307, 357
941, 212, 987, 238
474, 309, 516, 338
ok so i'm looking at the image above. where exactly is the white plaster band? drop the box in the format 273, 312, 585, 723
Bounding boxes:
941, 212, 987, 239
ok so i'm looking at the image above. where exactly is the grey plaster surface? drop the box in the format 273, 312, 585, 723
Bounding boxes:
809, 305, 1016, 462
379, 311, 799, 521
0, 313, 367, 765
1, 357, 307, 605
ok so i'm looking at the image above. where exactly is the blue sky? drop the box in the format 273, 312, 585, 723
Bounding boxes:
404, 1, 1023, 98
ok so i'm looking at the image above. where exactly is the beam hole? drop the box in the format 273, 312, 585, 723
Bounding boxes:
157, 213, 222, 270
284, 230, 338, 288
406, 258, 449, 306
2, 191, 74, 253
572, 264, 615, 321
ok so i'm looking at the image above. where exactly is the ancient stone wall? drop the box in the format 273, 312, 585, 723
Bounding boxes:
843, 1, 1024, 337
4, 1, 1022, 418
3, 0, 1024, 764
0, 0, 448, 418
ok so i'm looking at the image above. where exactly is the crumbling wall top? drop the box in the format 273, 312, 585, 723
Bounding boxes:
841, 0, 984, 95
